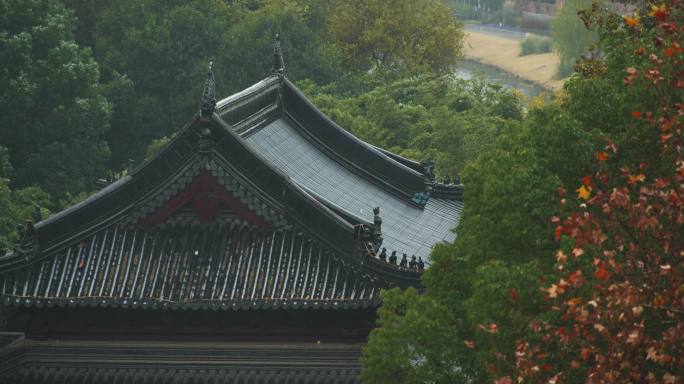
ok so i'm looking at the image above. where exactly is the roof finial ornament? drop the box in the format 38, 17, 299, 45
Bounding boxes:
372, 207, 383, 252
32, 206, 42, 223
272, 33, 285, 76
200, 61, 216, 120
14, 219, 36, 260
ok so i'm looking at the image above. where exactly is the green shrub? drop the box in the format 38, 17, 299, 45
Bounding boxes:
519, 34, 552, 55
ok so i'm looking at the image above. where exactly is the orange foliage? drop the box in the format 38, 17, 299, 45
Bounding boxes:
510, 1, 684, 383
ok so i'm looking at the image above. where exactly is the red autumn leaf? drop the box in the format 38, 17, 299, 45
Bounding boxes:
508, 288, 519, 302
580, 348, 591, 361
654, 178, 670, 189
650, 4, 668, 20
582, 175, 592, 186
596, 151, 609, 161
594, 267, 609, 281
567, 270, 583, 286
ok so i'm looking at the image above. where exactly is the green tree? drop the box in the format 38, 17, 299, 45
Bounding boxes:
0, 147, 51, 256
0, 0, 112, 201
91, 0, 340, 169
551, 0, 599, 76
93, 0, 235, 168
301, 75, 522, 178
513, 2, 684, 382
219, 0, 341, 90
362, 103, 595, 382
327, 0, 464, 79
361, 284, 480, 383
363, 3, 679, 382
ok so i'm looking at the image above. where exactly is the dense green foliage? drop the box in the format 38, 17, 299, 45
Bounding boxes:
551, 0, 599, 76
0, 0, 111, 200
0, 174, 51, 255
93, 0, 344, 167
55, 0, 465, 169
327, 0, 464, 79
0, 0, 105, 253
93, 0, 235, 167
300, 76, 523, 178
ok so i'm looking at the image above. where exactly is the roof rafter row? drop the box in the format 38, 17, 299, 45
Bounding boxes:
0, 223, 381, 311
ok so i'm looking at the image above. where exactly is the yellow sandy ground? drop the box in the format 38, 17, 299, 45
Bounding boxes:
464, 31, 566, 91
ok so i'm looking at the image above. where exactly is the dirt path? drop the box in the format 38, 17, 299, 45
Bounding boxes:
463, 30, 566, 92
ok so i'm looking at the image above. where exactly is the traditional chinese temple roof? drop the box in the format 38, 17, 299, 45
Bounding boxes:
0, 46, 462, 312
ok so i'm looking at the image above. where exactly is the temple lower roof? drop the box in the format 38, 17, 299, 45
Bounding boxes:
0, 336, 362, 383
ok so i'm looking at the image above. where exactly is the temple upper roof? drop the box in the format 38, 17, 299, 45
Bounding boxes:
0, 58, 462, 311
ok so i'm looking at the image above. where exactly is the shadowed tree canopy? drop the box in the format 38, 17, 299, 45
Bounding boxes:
0, 0, 111, 200
217, 0, 341, 90
93, 0, 234, 168
89, 0, 342, 169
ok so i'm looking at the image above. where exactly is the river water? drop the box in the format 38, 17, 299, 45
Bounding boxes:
455, 60, 547, 98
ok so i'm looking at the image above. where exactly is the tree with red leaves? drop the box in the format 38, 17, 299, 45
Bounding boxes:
513, 1, 684, 383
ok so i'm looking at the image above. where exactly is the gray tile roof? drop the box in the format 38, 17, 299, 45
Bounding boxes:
244, 118, 463, 263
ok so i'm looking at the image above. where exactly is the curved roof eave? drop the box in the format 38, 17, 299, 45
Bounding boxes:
214, 76, 431, 202
0, 112, 364, 272
280, 79, 427, 196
